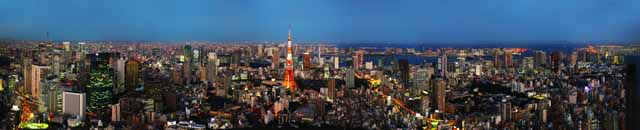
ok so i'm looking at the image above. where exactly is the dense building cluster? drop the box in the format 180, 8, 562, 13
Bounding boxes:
0, 36, 639, 129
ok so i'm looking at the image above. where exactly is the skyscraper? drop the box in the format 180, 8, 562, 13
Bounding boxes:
86, 53, 115, 112
327, 78, 336, 100
523, 57, 534, 69
272, 47, 280, 69
434, 78, 446, 112
29, 65, 49, 99
346, 68, 355, 88
257, 44, 265, 58
63, 42, 72, 69
504, 49, 512, 68
440, 51, 448, 77
318, 45, 324, 68
184, 45, 193, 62
353, 50, 365, 69
333, 56, 339, 70
551, 51, 561, 74
535, 50, 547, 68
475, 64, 482, 76
398, 59, 410, 86
414, 68, 428, 94
207, 52, 218, 83
493, 49, 501, 68
183, 45, 193, 83
284, 25, 297, 90
52, 54, 60, 76
125, 60, 140, 91
23, 59, 32, 95
303, 52, 311, 70
624, 55, 640, 129
116, 58, 126, 93
570, 51, 578, 67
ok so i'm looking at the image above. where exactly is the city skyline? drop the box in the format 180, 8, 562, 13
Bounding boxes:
0, 1, 639, 129
1, 0, 640, 42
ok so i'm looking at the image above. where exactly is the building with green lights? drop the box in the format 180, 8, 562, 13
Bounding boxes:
86, 53, 115, 113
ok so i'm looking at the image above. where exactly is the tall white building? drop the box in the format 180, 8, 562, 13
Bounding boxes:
63, 92, 86, 119
30, 65, 49, 102
207, 52, 219, 83
116, 58, 126, 93
333, 57, 340, 69
475, 64, 482, 76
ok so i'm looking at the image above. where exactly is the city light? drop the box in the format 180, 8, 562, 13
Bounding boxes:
18, 123, 49, 129
0, 2, 635, 129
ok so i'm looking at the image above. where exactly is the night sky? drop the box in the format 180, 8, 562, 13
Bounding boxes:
1, 0, 639, 42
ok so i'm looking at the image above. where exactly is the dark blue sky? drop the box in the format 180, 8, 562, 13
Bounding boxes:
1, 0, 639, 42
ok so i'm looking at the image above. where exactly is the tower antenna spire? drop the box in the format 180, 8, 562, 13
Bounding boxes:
288, 24, 292, 41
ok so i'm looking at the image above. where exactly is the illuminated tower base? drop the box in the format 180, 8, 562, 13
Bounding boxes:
285, 68, 296, 90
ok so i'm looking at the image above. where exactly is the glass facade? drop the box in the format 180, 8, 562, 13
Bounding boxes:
86, 53, 114, 112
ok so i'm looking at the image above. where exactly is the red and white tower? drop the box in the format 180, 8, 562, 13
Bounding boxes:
284, 25, 297, 90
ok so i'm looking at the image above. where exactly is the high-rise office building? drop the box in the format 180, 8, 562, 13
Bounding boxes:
271, 47, 280, 69
333, 56, 339, 70
535, 50, 547, 68
193, 49, 200, 64
523, 57, 534, 69
62, 42, 72, 68
504, 50, 512, 68
23, 59, 32, 94
257, 44, 265, 58
327, 78, 336, 100
125, 60, 140, 91
365, 61, 373, 70
493, 49, 501, 68
24, 64, 50, 113
551, 51, 561, 74
29, 65, 49, 100
183, 45, 193, 63
116, 58, 126, 93
86, 53, 115, 112
440, 51, 448, 77
624, 55, 640, 129
398, 59, 410, 86
434, 78, 446, 112
207, 52, 219, 83
78, 42, 87, 54
62, 92, 86, 118
172, 65, 183, 85
183, 45, 193, 83
414, 68, 428, 94
475, 64, 482, 76
570, 51, 578, 67
303, 52, 311, 70
318, 45, 324, 68
47, 88, 63, 114
346, 68, 355, 88
457, 56, 466, 72
353, 50, 365, 69
52, 54, 61, 76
